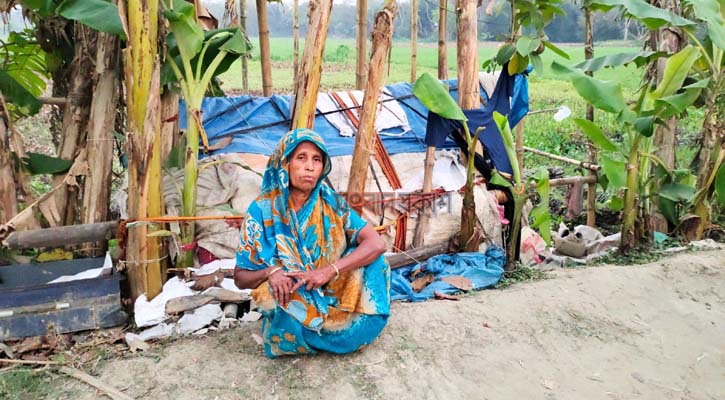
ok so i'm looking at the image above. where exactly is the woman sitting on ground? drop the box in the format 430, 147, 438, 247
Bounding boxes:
234, 128, 391, 358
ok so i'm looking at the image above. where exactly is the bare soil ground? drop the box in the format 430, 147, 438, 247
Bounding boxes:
53, 250, 724, 400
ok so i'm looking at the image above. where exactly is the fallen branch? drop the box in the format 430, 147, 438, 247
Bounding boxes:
59, 366, 134, 400
386, 242, 450, 269
0, 358, 61, 366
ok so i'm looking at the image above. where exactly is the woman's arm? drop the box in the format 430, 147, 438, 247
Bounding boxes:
286, 224, 386, 291
234, 266, 296, 307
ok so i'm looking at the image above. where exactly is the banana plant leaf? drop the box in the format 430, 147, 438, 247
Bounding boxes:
683, 0, 725, 50
163, 0, 205, 62
572, 51, 665, 72
57, 0, 125, 38
162, 27, 252, 87
654, 79, 709, 118
589, 0, 695, 30
601, 155, 627, 190
24, 152, 73, 175
529, 167, 551, 245
552, 61, 629, 116
542, 41, 570, 59
413, 72, 466, 121
573, 118, 619, 153
0, 69, 41, 116
648, 45, 700, 101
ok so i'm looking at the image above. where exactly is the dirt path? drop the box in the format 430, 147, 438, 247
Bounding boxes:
56, 250, 724, 400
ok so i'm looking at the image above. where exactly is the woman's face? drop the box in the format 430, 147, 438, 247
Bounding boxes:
288, 141, 324, 194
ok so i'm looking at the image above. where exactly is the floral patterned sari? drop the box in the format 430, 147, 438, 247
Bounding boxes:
236, 129, 390, 358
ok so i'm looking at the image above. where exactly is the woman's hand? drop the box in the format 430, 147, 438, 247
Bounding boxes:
268, 269, 294, 307
285, 267, 336, 292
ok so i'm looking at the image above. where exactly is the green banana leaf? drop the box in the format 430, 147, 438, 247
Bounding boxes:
57, 0, 125, 38
529, 167, 551, 245
573, 118, 619, 152
24, 152, 73, 175
0, 69, 41, 116
493, 112, 521, 185
683, 0, 725, 50
654, 78, 709, 118
542, 41, 570, 59
163, 0, 205, 62
590, 0, 695, 30
552, 61, 629, 115
648, 45, 700, 100
413, 72, 466, 121
573, 51, 666, 72
601, 155, 627, 190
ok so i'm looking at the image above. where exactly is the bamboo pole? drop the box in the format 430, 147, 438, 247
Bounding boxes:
355, 0, 368, 89
410, 0, 418, 82
347, 0, 398, 214
82, 32, 120, 256
584, 5, 597, 228
256, 0, 273, 96
456, 0, 479, 251
290, 0, 335, 129
530, 175, 597, 189
523, 146, 600, 171
412, 146, 436, 247
240, 0, 249, 93
437, 0, 448, 80
293, 0, 300, 88
123, 0, 165, 301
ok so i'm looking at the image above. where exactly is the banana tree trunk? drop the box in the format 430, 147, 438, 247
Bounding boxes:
437, 0, 447, 80
620, 134, 642, 254
0, 117, 17, 225
81, 32, 120, 256
355, 0, 368, 89
123, 0, 165, 301
290, 0, 334, 129
50, 23, 95, 227
347, 0, 398, 214
456, 0, 479, 251
585, 5, 597, 227
256, 0, 273, 97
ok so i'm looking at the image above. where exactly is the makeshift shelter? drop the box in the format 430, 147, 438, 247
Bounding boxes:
169, 71, 531, 263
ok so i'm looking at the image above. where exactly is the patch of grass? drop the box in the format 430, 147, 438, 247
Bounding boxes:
0, 367, 58, 400
495, 264, 549, 289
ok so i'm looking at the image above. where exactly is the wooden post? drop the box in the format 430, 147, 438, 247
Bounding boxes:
584, 5, 597, 228
411, 0, 418, 82
293, 0, 300, 88
256, 0, 273, 96
456, 0, 479, 251
123, 0, 165, 301
81, 32, 120, 256
240, 0, 249, 93
355, 0, 368, 89
347, 0, 398, 214
437, 0, 447, 80
290, 0, 334, 129
412, 146, 436, 247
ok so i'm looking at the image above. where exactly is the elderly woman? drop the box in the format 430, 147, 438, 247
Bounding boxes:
234, 128, 390, 358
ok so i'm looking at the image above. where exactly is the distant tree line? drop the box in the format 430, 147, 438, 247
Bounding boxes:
0, 1, 646, 43
203, 0, 645, 43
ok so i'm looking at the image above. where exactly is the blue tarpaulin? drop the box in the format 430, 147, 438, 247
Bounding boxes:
180, 73, 530, 159
390, 247, 506, 302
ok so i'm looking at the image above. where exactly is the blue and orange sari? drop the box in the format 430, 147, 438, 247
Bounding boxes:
236, 129, 391, 358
